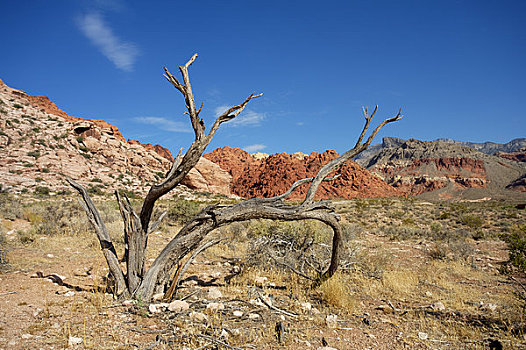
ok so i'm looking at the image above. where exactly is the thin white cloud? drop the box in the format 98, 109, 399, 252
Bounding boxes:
134, 116, 191, 133
214, 105, 265, 127
77, 13, 139, 71
243, 144, 267, 153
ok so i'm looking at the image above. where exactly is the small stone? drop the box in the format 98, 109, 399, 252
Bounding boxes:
248, 313, 260, 320
301, 302, 312, 312
425, 291, 432, 297
432, 301, 446, 311
152, 293, 165, 301
64, 291, 75, 297
168, 300, 189, 313
149, 304, 160, 313
33, 308, 43, 317
479, 302, 497, 312
233, 310, 243, 317
254, 276, 268, 285
207, 287, 222, 300
206, 302, 225, 312
326, 314, 338, 328
46, 254, 54, 258
21, 334, 32, 339
418, 332, 428, 340
68, 336, 83, 346
190, 311, 208, 322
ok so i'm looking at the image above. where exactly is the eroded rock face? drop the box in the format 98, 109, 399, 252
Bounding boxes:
366, 139, 526, 199
181, 158, 232, 196
204, 147, 401, 200
0, 78, 228, 197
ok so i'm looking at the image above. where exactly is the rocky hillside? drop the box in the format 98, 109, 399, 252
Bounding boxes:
355, 137, 526, 166
0, 78, 231, 196
205, 147, 401, 200
365, 139, 526, 200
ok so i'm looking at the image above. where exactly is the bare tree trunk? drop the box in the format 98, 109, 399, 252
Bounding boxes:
68, 53, 402, 301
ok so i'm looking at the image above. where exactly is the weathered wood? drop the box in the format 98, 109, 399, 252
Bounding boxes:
67, 177, 129, 298
68, 53, 402, 301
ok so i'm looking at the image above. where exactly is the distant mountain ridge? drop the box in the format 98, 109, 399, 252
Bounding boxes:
355, 137, 526, 166
363, 138, 526, 200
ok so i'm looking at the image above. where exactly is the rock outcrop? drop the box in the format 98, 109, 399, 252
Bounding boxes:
205, 147, 401, 200
0, 78, 229, 196
365, 139, 526, 199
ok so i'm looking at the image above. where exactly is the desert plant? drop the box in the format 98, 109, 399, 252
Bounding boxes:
166, 198, 201, 225
501, 225, 526, 273
0, 227, 8, 269
66, 54, 402, 301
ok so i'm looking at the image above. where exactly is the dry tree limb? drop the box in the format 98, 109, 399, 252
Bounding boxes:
66, 177, 129, 297
68, 53, 402, 301
256, 290, 298, 318
194, 334, 247, 350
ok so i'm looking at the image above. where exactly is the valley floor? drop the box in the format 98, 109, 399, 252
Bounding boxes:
1, 196, 525, 349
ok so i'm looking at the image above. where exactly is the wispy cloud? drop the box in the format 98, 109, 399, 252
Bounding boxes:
134, 116, 191, 133
214, 105, 265, 127
77, 13, 139, 71
243, 144, 267, 153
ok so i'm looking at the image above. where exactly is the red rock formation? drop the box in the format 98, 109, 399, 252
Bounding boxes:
498, 152, 526, 163
372, 158, 488, 195
128, 140, 173, 162
204, 147, 401, 200
204, 146, 255, 181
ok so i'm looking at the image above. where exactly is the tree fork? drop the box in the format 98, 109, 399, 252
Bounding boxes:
68, 53, 402, 301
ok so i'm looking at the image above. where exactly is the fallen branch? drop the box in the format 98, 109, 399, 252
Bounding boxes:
256, 290, 298, 318
0, 291, 17, 296
194, 334, 247, 350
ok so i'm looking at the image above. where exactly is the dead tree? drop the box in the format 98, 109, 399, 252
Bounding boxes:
67, 54, 402, 301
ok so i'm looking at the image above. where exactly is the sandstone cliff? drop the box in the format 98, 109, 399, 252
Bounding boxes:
0, 78, 230, 196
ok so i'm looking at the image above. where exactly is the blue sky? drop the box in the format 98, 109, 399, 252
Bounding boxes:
1, 1, 524, 155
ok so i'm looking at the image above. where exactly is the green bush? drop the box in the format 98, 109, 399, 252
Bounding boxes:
460, 214, 483, 229
34, 186, 50, 196
0, 227, 8, 269
501, 225, 526, 273
27, 150, 40, 158
167, 198, 201, 225
0, 195, 24, 220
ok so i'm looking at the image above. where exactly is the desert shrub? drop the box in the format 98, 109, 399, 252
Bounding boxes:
427, 240, 474, 261
500, 225, 526, 273
0, 227, 8, 269
460, 214, 483, 229
87, 184, 105, 196
27, 150, 40, 158
34, 186, 50, 196
166, 198, 201, 225
0, 194, 24, 220
318, 272, 356, 312
384, 225, 431, 240
245, 220, 347, 278
22, 200, 92, 237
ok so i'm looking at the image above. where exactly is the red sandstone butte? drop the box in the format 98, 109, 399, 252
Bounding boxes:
205, 147, 401, 200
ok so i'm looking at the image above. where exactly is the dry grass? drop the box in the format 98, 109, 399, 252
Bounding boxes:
1, 194, 525, 349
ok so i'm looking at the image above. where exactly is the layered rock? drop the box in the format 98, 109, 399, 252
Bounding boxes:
0, 78, 229, 196
205, 147, 401, 200
366, 139, 526, 199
